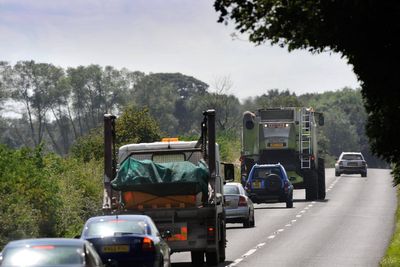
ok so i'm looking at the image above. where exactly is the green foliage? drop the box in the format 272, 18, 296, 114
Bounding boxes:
71, 105, 161, 162
214, 0, 399, 181
0, 144, 103, 249
381, 186, 400, 267
116, 106, 161, 146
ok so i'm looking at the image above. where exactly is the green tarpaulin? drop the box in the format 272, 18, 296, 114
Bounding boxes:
111, 158, 209, 196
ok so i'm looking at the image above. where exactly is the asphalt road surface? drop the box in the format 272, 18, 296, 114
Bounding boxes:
171, 168, 397, 267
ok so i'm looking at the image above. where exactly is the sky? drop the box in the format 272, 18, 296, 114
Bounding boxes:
0, 0, 360, 100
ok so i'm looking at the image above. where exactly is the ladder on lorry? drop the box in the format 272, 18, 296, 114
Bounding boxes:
300, 108, 312, 169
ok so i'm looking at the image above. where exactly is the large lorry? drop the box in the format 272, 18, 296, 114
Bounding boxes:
102, 110, 234, 266
241, 107, 325, 200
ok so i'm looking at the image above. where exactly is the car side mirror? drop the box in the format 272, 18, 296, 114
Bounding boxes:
222, 163, 235, 182
161, 230, 172, 239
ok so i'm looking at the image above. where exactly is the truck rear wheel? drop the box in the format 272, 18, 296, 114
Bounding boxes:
191, 251, 204, 266
304, 170, 318, 201
219, 219, 226, 262
317, 158, 326, 200
206, 249, 219, 266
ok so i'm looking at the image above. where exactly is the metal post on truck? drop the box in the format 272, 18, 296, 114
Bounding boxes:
205, 109, 216, 203
103, 114, 116, 211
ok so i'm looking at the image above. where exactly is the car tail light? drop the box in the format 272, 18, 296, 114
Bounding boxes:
284, 181, 289, 192
238, 196, 247, 207
142, 237, 155, 252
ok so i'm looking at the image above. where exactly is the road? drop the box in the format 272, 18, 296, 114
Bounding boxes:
171, 168, 397, 267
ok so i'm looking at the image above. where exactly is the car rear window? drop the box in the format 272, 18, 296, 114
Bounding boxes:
342, 154, 363, 160
85, 219, 148, 237
254, 167, 282, 178
1, 245, 83, 266
224, 185, 240, 194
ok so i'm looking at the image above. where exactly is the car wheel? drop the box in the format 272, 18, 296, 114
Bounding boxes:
286, 194, 293, 208
335, 171, 340, 177
361, 171, 367, 177
243, 214, 251, 228
249, 211, 255, 227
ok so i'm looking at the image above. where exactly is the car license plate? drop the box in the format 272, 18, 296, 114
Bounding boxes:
270, 143, 284, 148
253, 180, 261, 189
102, 245, 130, 253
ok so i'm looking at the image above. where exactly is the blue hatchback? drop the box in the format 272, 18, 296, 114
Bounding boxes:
245, 163, 294, 208
81, 215, 171, 267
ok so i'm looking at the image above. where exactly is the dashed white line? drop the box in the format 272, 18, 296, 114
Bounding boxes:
243, 249, 257, 257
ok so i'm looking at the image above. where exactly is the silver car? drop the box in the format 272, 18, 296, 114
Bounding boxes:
335, 152, 368, 177
224, 182, 255, 228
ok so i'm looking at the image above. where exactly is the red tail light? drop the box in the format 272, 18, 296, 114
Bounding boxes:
310, 155, 315, 161
142, 237, 155, 252
238, 196, 247, 207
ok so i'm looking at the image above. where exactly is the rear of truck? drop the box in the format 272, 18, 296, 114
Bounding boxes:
102, 110, 230, 266
241, 107, 326, 200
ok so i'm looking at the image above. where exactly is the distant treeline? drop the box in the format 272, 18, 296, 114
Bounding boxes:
0, 61, 385, 167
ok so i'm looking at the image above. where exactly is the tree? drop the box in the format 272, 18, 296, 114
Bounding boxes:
71, 105, 161, 162
214, 0, 400, 182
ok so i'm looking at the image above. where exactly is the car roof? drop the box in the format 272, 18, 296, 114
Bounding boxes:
224, 182, 242, 186
85, 214, 152, 223
5, 238, 85, 248
252, 163, 284, 168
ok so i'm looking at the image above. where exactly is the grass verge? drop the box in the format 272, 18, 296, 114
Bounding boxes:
381, 187, 400, 266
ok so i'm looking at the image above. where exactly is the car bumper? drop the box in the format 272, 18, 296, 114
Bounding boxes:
225, 206, 250, 222
248, 190, 289, 203
337, 167, 367, 174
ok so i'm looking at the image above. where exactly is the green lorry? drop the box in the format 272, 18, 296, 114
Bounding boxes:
241, 107, 325, 200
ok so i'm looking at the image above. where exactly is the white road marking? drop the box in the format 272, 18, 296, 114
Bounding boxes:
243, 249, 257, 257
277, 228, 284, 232
285, 224, 291, 227
296, 214, 302, 218
257, 242, 266, 248
268, 235, 276, 239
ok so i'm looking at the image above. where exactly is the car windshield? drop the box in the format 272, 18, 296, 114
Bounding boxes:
1, 245, 83, 266
85, 219, 148, 237
224, 185, 240, 194
342, 154, 363, 160
254, 167, 282, 178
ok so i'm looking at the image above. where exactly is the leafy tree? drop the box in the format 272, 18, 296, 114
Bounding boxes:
71, 106, 161, 162
133, 75, 179, 134
214, 0, 400, 181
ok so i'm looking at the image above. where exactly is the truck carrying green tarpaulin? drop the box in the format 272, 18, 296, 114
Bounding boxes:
111, 158, 209, 196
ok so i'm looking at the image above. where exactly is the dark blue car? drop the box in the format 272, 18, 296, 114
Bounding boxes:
81, 215, 171, 267
245, 163, 294, 208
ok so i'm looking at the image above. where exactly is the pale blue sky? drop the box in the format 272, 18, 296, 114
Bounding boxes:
0, 0, 360, 100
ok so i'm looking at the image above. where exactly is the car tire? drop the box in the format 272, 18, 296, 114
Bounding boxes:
361, 171, 367, 177
286, 195, 293, 208
249, 211, 255, 227
305, 170, 319, 201
335, 171, 340, 177
191, 251, 204, 266
317, 158, 326, 200
243, 214, 251, 228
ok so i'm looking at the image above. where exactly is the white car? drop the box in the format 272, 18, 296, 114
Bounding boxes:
335, 152, 368, 177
